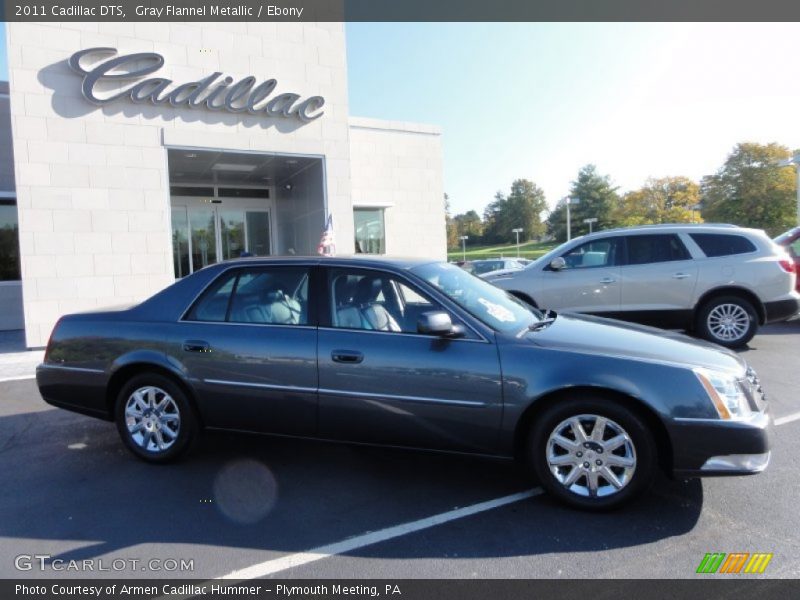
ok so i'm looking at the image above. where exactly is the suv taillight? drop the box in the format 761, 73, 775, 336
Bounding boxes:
779, 258, 795, 274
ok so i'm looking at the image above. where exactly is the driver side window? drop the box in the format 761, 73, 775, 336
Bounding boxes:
329, 269, 441, 334
561, 238, 619, 269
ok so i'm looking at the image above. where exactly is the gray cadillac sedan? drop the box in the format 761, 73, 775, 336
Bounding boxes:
36, 257, 771, 510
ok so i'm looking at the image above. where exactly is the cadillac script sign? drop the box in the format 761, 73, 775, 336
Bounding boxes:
68, 48, 325, 123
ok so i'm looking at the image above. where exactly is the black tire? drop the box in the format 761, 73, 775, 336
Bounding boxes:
528, 397, 656, 511
115, 373, 198, 463
695, 295, 758, 348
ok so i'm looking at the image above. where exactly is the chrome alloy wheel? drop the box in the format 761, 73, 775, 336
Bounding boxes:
707, 303, 750, 342
124, 386, 181, 453
546, 414, 636, 498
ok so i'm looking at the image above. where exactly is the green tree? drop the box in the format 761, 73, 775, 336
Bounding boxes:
453, 210, 484, 239
615, 176, 701, 226
547, 165, 620, 242
701, 142, 796, 236
481, 191, 508, 244
482, 179, 548, 244
444, 193, 460, 250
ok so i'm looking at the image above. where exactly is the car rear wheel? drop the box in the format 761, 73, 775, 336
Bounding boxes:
528, 398, 656, 510
696, 295, 758, 348
115, 373, 197, 463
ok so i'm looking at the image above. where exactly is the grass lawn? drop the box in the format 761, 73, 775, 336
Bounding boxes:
447, 240, 557, 261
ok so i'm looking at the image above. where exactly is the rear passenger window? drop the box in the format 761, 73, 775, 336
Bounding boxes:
690, 234, 756, 257
625, 234, 690, 265
186, 267, 310, 325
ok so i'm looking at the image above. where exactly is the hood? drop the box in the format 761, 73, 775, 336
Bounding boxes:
520, 312, 746, 375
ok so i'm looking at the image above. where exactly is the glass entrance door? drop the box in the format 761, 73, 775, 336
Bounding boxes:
171, 203, 272, 277
245, 211, 271, 257
219, 210, 272, 260
189, 207, 218, 272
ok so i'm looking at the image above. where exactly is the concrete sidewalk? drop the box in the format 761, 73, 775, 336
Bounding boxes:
0, 330, 43, 381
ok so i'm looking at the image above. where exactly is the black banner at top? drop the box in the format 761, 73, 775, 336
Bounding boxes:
2, 0, 800, 22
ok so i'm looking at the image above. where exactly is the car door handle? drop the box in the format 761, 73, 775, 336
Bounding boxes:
672, 273, 691, 279
599, 277, 616, 284
331, 350, 364, 364
183, 340, 211, 353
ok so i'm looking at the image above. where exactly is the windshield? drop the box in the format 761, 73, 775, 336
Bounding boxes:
412, 262, 541, 333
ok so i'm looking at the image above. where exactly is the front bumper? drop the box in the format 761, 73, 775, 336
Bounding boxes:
700, 451, 770, 473
669, 411, 773, 478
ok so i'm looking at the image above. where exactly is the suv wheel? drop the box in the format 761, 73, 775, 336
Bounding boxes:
528, 398, 656, 510
115, 373, 198, 463
696, 295, 758, 348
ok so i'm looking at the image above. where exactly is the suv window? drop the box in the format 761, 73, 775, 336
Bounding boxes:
690, 233, 756, 257
624, 234, 691, 265
561, 238, 620, 269
187, 267, 310, 325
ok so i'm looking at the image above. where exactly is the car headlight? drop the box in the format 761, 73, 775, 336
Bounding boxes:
694, 368, 752, 420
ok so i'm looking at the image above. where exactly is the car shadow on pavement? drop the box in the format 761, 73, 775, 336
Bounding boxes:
0, 405, 703, 576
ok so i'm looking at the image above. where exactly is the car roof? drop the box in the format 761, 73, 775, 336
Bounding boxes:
579, 223, 764, 239
209, 255, 441, 271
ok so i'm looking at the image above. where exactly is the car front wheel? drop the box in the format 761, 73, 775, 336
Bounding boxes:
115, 373, 197, 463
529, 398, 656, 510
696, 295, 758, 348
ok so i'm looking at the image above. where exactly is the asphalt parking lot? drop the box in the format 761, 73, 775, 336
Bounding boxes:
1, 321, 799, 581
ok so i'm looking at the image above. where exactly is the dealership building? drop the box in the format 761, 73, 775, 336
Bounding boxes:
1, 22, 445, 347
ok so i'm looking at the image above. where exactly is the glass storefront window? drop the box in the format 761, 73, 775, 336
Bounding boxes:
354, 208, 385, 255
220, 210, 246, 261
189, 208, 218, 271
0, 200, 20, 281
246, 211, 271, 257
171, 207, 190, 278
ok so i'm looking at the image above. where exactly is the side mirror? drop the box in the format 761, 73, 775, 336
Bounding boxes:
417, 311, 464, 338
549, 257, 567, 271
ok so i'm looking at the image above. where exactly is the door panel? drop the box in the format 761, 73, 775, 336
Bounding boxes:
318, 266, 503, 452
172, 322, 318, 436
619, 261, 698, 311
619, 234, 698, 312
535, 238, 623, 313
318, 329, 503, 452
167, 265, 316, 435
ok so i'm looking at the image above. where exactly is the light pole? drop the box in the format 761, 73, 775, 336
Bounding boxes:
458, 235, 469, 261
511, 228, 524, 257
778, 153, 800, 225
565, 197, 580, 241
583, 217, 598, 234
691, 203, 703, 224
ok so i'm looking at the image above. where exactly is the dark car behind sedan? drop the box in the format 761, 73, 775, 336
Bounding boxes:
37, 256, 771, 510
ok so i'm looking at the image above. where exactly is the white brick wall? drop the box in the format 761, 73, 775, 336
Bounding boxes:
8, 22, 353, 346
348, 118, 446, 260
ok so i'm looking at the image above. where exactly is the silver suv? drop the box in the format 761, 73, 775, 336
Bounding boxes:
486, 224, 799, 347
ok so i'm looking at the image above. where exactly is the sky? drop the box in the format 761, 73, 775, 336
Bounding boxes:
1, 23, 797, 216
344, 23, 800, 216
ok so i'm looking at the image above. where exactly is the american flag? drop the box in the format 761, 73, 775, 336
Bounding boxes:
317, 214, 335, 256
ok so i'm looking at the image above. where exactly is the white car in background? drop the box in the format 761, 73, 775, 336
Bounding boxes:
470, 258, 526, 278
485, 224, 799, 347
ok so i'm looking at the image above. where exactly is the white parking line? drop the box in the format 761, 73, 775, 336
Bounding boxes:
775, 411, 800, 427
0, 375, 36, 383
219, 487, 543, 580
